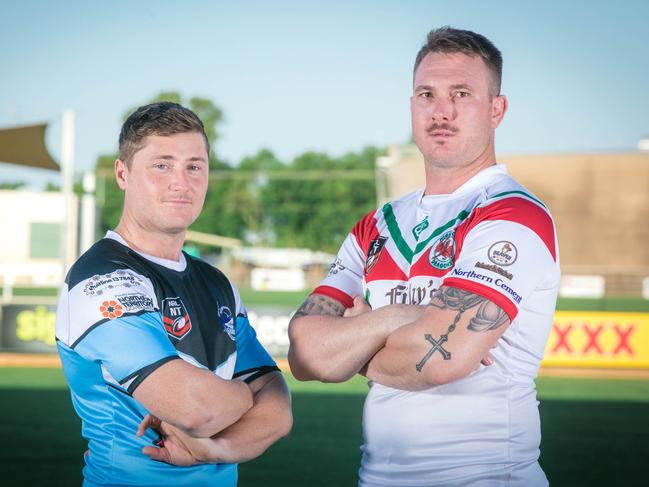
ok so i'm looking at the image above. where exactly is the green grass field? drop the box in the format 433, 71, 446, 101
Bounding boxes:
4, 285, 649, 313
0, 368, 648, 486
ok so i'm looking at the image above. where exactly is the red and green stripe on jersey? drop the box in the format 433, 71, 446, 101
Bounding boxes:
313, 190, 556, 318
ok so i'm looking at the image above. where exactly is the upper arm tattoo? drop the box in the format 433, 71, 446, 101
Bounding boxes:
415, 287, 509, 372
292, 294, 346, 319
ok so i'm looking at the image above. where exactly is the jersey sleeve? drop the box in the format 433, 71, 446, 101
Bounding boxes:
230, 283, 280, 383
56, 268, 179, 394
442, 197, 558, 321
312, 210, 378, 308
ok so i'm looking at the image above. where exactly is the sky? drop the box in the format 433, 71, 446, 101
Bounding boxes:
1, 0, 649, 188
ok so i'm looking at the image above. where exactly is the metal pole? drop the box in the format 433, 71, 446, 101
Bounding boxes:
80, 172, 96, 253
60, 109, 75, 275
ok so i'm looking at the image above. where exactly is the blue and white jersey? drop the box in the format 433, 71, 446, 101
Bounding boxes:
55, 231, 278, 486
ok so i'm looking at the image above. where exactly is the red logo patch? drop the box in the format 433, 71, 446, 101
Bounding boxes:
99, 300, 123, 320
162, 297, 192, 339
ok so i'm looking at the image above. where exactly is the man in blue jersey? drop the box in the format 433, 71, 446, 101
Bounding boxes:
56, 102, 292, 486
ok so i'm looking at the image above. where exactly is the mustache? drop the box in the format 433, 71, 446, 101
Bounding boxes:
426, 123, 459, 133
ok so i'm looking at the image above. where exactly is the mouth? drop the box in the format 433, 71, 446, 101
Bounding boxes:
428, 130, 456, 137
426, 124, 458, 138
163, 199, 192, 206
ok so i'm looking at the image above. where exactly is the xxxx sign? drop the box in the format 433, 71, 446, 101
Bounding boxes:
542, 311, 649, 369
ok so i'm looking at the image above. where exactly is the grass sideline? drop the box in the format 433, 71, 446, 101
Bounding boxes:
3, 286, 649, 312
0, 368, 648, 486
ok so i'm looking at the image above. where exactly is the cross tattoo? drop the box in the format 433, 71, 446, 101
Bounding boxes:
415, 333, 451, 372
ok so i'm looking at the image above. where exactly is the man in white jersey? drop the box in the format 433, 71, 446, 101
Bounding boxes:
288, 27, 559, 486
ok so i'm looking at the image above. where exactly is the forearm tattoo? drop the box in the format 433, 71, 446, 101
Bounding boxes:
416, 287, 508, 372
293, 294, 346, 318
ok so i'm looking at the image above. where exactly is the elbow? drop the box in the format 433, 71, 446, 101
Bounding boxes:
277, 409, 293, 439
288, 347, 352, 383
287, 346, 314, 381
288, 318, 353, 383
178, 407, 216, 437
287, 324, 326, 381
422, 365, 471, 387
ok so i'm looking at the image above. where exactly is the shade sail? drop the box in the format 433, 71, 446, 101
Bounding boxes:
0, 123, 59, 171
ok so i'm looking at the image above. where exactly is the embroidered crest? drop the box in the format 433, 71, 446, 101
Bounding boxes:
365, 237, 388, 275
162, 297, 192, 339
428, 231, 456, 270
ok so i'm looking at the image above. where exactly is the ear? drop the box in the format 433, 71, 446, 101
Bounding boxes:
115, 159, 129, 191
491, 95, 507, 129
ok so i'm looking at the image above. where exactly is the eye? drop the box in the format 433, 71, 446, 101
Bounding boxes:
454, 90, 470, 98
154, 162, 169, 170
418, 91, 432, 99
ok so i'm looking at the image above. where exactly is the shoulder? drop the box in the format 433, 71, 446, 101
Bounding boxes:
464, 175, 557, 261
66, 238, 150, 291
351, 189, 420, 242
185, 254, 239, 310
483, 173, 549, 213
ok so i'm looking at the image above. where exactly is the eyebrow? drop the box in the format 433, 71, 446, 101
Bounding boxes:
414, 83, 474, 92
153, 154, 207, 163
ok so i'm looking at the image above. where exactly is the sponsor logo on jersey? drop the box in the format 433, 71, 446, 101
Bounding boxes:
451, 267, 494, 284
412, 218, 429, 240
385, 281, 438, 305
365, 237, 388, 275
99, 300, 123, 320
218, 305, 236, 341
162, 297, 192, 339
488, 241, 518, 266
452, 268, 522, 304
116, 293, 155, 313
327, 258, 346, 277
475, 261, 513, 280
429, 231, 456, 270
83, 270, 145, 297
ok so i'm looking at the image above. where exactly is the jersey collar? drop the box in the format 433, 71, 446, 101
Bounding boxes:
105, 230, 188, 272
417, 164, 508, 211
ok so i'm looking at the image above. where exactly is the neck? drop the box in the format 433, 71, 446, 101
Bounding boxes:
423, 147, 496, 195
114, 216, 185, 261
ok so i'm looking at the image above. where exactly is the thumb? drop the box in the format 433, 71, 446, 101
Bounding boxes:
142, 446, 171, 463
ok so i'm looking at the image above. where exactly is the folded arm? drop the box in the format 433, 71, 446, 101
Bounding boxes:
133, 359, 253, 438
139, 370, 292, 465
365, 286, 510, 391
288, 294, 426, 382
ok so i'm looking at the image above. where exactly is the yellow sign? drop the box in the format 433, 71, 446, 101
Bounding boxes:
542, 311, 649, 368
15, 306, 56, 347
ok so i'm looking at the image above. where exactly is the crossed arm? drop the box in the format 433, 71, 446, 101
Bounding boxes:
136, 370, 292, 465
287, 295, 427, 382
288, 286, 509, 390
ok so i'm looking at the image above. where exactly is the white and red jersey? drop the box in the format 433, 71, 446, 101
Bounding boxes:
315, 165, 559, 486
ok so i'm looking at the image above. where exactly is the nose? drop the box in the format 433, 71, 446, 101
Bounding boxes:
430, 96, 455, 121
168, 166, 189, 192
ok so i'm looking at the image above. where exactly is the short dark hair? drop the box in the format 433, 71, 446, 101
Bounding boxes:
413, 26, 503, 96
118, 102, 209, 167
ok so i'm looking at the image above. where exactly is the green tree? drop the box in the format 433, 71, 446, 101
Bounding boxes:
0, 182, 26, 190
261, 147, 379, 252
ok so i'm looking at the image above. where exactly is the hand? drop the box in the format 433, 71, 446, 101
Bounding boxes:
343, 295, 372, 318
137, 414, 204, 466
480, 351, 494, 366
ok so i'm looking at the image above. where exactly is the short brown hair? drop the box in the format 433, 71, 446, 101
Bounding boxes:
414, 26, 503, 96
118, 102, 209, 166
